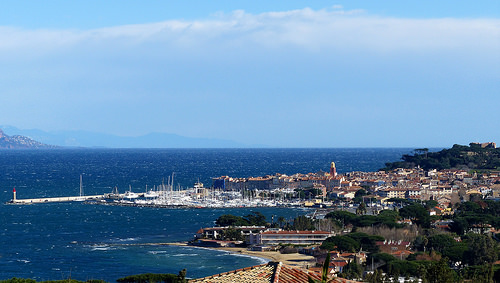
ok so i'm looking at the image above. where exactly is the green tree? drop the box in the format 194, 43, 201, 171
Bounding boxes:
308, 253, 330, 283
464, 234, 498, 266
399, 203, 431, 228
423, 259, 455, 283
321, 235, 360, 252
220, 227, 244, 241
412, 235, 428, 252
339, 258, 363, 280
427, 234, 456, 254
356, 202, 367, 215
346, 232, 383, 253
462, 264, 494, 283
0, 279, 37, 283
215, 214, 249, 226
277, 216, 286, 228
325, 210, 357, 227
244, 211, 267, 226
365, 269, 384, 283
292, 215, 315, 231
117, 272, 184, 283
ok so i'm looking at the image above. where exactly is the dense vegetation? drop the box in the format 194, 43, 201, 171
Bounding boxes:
215, 212, 268, 227
0, 271, 187, 283
215, 212, 317, 231
320, 232, 384, 253
325, 209, 404, 229
116, 270, 186, 283
382, 143, 500, 171
322, 199, 500, 282
0, 280, 105, 283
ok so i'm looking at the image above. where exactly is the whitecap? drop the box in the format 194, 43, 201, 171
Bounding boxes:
172, 253, 199, 257
148, 251, 167, 255
17, 259, 30, 263
91, 246, 113, 251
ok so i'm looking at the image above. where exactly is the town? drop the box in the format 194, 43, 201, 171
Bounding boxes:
211, 158, 499, 210
190, 143, 500, 282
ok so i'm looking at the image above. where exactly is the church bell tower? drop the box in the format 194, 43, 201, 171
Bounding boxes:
330, 162, 337, 177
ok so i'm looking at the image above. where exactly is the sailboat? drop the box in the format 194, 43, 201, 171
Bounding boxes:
74, 174, 86, 202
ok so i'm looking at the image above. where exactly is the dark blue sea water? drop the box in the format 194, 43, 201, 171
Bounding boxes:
0, 148, 412, 282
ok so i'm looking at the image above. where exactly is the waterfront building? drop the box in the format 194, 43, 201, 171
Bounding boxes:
250, 230, 333, 245
195, 226, 267, 241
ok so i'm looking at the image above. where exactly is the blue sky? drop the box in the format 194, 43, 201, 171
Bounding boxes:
0, 1, 499, 147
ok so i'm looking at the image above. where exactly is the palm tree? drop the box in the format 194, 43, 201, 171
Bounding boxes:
309, 253, 331, 283
278, 216, 286, 228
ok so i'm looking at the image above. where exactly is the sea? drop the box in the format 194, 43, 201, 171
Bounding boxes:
0, 148, 412, 282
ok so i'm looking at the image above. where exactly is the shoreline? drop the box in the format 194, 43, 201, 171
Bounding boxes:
214, 247, 316, 269
166, 242, 316, 269
122, 242, 317, 269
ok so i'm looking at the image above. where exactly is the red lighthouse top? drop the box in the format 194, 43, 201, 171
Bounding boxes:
13, 188, 16, 192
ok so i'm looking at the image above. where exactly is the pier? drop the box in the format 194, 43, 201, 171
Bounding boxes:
6, 186, 144, 205
8, 194, 107, 204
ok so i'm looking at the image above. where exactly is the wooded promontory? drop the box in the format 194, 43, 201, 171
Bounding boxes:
382, 143, 499, 171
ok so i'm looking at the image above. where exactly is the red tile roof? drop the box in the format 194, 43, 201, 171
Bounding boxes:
261, 230, 331, 235
189, 261, 360, 283
189, 261, 322, 283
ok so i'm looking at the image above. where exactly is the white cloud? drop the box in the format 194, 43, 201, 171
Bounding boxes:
0, 7, 498, 57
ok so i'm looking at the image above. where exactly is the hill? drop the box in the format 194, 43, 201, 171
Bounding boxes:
0, 126, 249, 148
0, 129, 57, 149
382, 143, 500, 171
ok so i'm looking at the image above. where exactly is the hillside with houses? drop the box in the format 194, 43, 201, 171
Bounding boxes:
194, 144, 500, 282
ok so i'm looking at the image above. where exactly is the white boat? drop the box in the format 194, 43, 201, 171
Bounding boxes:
123, 190, 139, 199
144, 190, 159, 198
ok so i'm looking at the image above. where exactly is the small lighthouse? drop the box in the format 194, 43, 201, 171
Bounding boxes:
12, 187, 17, 202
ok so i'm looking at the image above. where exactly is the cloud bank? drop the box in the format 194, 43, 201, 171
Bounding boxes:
1, 7, 498, 55
0, 7, 498, 147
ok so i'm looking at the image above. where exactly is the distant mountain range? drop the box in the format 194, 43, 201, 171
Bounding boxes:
0, 129, 57, 149
0, 126, 247, 148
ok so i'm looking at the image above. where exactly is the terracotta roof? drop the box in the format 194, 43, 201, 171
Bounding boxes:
261, 230, 331, 235
189, 261, 360, 283
189, 261, 323, 283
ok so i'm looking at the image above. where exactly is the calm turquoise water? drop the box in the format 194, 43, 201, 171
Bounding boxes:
0, 148, 412, 281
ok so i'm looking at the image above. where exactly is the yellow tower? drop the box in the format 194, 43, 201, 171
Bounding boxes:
330, 162, 337, 177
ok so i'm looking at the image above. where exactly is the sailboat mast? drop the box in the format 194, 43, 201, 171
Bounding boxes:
79, 174, 83, 197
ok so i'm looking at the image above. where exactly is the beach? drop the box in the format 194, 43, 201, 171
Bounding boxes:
166, 242, 316, 269
213, 247, 317, 269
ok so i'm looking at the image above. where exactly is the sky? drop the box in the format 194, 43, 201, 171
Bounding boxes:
0, 1, 499, 147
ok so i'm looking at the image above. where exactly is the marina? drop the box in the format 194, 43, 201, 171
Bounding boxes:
0, 148, 412, 281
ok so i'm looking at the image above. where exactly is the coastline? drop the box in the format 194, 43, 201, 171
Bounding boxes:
215, 247, 316, 269
164, 243, 316, 269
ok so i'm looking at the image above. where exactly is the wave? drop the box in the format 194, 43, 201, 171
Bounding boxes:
148, 250, 168, 255
16, 259, 30, 264
172, 253, 199, 257
91, 246, 114, 251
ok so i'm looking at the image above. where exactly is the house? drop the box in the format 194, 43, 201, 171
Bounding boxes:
250, 230, 333, 245
375, 240, 411, 256
189, 261, 361, 282
195, 226, 267, 241
189, 261, 348, 283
